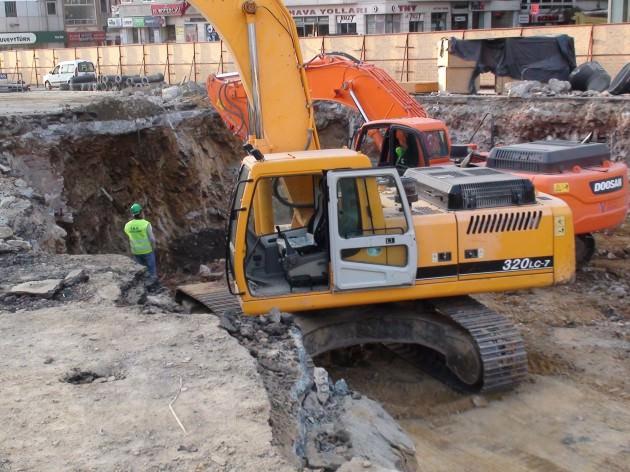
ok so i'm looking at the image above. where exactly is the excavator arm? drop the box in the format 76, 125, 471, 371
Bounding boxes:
207, 52, 429, 141
187, 0, 319, 152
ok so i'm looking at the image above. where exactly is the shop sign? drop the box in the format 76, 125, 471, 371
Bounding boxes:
470, 2, 485, 11
150, 2, 190, 16
107, 17, 122, 28
0, 31, 66, 45
532, 13, 563, 22
133, 17, 145, 27
67, 31, 106, 42
518, 14, 530, 24
144, 16, 166, 27
289, 6, 373, 16
122, 17, 134, 27
408, 13, 424, 20
454, 15, 467, 22
530, 4, 540, 14
337, 15, 355, 23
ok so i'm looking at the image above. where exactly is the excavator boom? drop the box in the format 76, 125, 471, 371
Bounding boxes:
187, 0, 319, 152
208, 52, 428, 140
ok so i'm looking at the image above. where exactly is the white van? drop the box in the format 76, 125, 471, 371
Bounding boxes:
43, 59, 96, 89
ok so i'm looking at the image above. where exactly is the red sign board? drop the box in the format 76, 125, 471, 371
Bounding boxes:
151, 2, 190, 16
530, 4, 540, 14
67, 31, 106, 42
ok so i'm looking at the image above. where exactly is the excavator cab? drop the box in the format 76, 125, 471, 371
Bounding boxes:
227, 152, 418, 301
355, 119, 452, 173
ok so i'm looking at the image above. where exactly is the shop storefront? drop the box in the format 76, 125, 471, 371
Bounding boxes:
66, 31, 106, 47
287, 2, 454, 35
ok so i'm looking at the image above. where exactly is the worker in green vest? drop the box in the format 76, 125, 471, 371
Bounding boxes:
124, 202, 157, 278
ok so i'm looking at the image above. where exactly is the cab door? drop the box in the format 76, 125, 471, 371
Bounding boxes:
327, 168, 417, 290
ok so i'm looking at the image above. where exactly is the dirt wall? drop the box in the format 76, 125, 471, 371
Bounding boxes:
1, 92, 243, 274
419, 95, 630, 162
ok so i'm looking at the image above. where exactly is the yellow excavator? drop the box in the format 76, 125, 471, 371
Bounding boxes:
177, 0, 575, 392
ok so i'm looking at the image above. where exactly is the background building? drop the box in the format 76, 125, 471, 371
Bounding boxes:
0, 0, 66, 48
608, 0, 629, 22
111, 0, 217, 44
64, 0, 109, 46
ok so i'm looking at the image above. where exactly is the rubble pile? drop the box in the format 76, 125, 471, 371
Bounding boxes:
219, 308, 418, 471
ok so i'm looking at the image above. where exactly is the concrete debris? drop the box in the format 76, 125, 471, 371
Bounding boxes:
0, 163, 10, 174
10, 279, 63, 299
314, 367, 331, 404
219, 310, 418, 471
198, 264, 223, 281
0, 226, 13, 239
472, 395, 489, 408
63, 269, 88, 287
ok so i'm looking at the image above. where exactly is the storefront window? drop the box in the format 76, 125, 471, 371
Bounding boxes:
409, 21, 423, 32
365, 14, 401, 34
336, 15, 357, 35
431, 12, 447, 31
184, 24, 197, 42
452, 14, 468, 30
295, 16, 329, 37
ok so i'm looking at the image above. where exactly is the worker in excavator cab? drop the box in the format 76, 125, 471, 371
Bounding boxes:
124, 202, 157, 279
393, 129, 420, 174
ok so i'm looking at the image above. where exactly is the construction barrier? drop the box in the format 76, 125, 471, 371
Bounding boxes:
0, 23, 628, 88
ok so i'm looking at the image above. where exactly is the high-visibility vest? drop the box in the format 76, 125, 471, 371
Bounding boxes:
124, 219, 153, 255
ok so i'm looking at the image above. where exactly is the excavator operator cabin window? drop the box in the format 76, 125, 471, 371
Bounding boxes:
421, 130, 449, 161
337, 175, 408, 238
247, 174, 319, 236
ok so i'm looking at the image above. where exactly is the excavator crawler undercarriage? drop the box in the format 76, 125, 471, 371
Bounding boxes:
176, 284, 528, 393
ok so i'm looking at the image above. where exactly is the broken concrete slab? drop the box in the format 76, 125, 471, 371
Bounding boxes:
5, 239, 31, 251
10, 279, 63, 299
63, 269, 88, 287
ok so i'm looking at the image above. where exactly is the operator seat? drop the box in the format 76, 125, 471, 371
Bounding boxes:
277, 180, 329, 289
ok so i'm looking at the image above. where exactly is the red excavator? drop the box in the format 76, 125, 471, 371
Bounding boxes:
207, 52, 628, 262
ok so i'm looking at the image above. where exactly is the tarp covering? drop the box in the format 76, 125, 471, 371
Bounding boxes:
447, 35, 577, 93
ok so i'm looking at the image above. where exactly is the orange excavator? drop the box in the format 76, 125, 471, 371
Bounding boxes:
207, 52, 628, 262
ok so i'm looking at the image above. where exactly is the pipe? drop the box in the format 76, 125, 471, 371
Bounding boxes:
246, 21, 264, 139
348, 88, 369, 122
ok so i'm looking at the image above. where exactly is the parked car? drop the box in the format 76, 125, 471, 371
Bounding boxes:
43, 60, 96, 89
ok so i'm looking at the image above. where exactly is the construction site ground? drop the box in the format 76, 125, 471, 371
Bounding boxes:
0, 89, 629, 471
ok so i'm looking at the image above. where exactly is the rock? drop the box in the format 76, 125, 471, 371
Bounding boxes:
219, 315, 238, 334
268, 307, 282, 324
145, 293, 177, 311
314, 367, 331, 404
64, 269, 89, 287
198, 264, 223, 281
0, 225, 13, 239
506, 80, 542, 98
5, 239, 31, 251
14, 178, 27, 188
337, 457, 395, 472
43, 357, 54, 364
0, 163, 10, 173
334, 378, 350, 396
210, 454, 227, 466
96, 283, 122, 303
10, 279, 63, 299
177, 444, 198, 453
280, 312, 294, 325
547, 78, 571, 94
472, 395, 489, 408
0, 242, 17, 253
162, 86, 182, 101
608, 286, 627, 298
0, 196, 16, 208
265, 322, 285, 336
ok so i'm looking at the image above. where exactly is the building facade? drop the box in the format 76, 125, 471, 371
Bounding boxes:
111, 0, 216, 44
0, 0, 66, 48
64, 0, 109, 46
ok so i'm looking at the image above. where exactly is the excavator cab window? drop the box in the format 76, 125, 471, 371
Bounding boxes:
388, 127, 424, 174
419, 130, 449, 162
244, 173, 329, 297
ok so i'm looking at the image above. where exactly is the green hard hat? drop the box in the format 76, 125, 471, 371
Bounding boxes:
130, 203, 142, 215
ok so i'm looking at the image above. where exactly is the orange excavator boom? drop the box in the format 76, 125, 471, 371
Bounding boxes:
207, 52, 428, 140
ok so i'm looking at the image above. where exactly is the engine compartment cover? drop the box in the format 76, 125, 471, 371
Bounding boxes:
404, 166, 536, 210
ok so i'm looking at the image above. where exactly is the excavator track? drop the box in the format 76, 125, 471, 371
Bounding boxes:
176, 284, 527, 393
